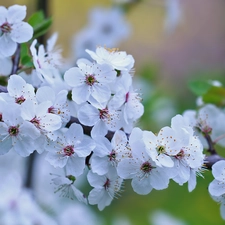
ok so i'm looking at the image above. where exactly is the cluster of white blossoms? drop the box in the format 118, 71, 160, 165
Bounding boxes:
0, 3, 217, 216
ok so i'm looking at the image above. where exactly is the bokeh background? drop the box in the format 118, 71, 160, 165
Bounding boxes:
1, 0, 225, 224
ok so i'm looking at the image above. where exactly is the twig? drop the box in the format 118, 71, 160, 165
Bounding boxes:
24, 151, 37, 188
213, 133, 225, 145
204, 154, 225, 169
11, 44, 21, 75
0, 85, 7, 93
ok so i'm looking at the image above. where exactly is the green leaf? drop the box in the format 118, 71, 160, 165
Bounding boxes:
202, 86, 225, 106
32, 18, 52, 39
28, 11, 52, 39
21, 55, 33, 67
188, 80, 212, 96
28, 11, 45, 27
20, 43, 29, 58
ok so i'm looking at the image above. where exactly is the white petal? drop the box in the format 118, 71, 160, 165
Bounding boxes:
0, 34, 17, 57
7, 75, 26, 97
132, 177, 153, 195
209, 180, 225, 196
64, 67, 84, 87
212, 160, 225, 181
77, 104, 99, 126
36, 86, 55, 103
11, 22, 33, 43
72, 85, 89, 104
7, 5, 26, 23
45, 152, 67, 168
66, 156, 85, 177
91, 121, 108, 138
91, 156, 109, 175
117, 158, 138, 179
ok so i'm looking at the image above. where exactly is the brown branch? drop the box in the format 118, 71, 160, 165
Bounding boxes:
0, 85, 7, 93
204, 133, 217, 155
203, 132, 225, 169
204, 154, 225, 170
11, 44, 21, 75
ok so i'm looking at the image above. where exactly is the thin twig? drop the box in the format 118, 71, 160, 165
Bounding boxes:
11, 44, 21, 75
204, 154, 225, 169
0, 85, 7, 93
213, 133, 225, 145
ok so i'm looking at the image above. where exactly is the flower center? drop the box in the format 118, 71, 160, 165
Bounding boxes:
140, 161, 152, 173
15, 96, 26, 104
8, 126, 19, 136
85, 74, 96, 86
103, 178, 110, 190
48, 106, 55, 114
175, 149, 185, 160
63, 145, 74, 156
0, 113, 3, 122
125, 92, 129, 103
157, 145, 166, 154
99, 108, 109, 120
0, 22, 12, 34
30, 116, 40, 128
108, 150, 116, 161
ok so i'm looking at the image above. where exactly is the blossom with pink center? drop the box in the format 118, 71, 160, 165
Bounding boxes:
0, 103, 40, 156
36, 86, 70, 125
117, 127, 173, 195
87, 167, 123, 210
90, 130, 129, 175
45, 123, 95, 176
6, 75, 37, 104
77, 102, 122, 137
64, 58, 116, 108
0, 5, 33, 57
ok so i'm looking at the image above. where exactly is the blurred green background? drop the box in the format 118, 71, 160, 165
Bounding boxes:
2, 0, 225, 224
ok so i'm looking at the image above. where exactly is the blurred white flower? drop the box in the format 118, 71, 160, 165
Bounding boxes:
150, 210, 187, 225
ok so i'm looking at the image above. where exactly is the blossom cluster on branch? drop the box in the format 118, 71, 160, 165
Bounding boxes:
0, 3, 225, 222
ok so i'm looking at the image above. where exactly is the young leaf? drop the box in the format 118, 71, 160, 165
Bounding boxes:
202, 86, 225, 107
28, 11, 52, 39
188, 80, 212, 96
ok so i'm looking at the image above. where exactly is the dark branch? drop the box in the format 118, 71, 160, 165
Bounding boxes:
203, 132, 225, 169
24, 151, 37, 188
204, 133, 217, 155
11, 44, 21, 75
0, 85, 7, 93
204, 154, 225, 169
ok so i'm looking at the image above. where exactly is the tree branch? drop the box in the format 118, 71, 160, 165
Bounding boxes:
204, 154, 225, 169
11, 44, 21, 75
204, 133, 217, 155
0, 85, 7, 93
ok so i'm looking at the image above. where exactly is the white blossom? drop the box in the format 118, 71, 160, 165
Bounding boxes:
0, 5, 33, 57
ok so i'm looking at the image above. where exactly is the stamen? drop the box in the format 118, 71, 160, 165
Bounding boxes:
63, 145, 74, 156
8, 126, 19, 137
15, 96, 26, 104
